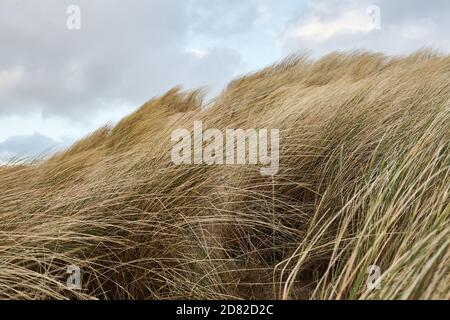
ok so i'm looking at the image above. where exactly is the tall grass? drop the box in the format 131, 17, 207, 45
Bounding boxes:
0, 50, 448, 300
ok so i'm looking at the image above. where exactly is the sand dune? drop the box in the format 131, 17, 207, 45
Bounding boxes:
0, 51, 448, 300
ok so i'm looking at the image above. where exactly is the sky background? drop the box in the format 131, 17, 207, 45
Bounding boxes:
1, 0, 449, 160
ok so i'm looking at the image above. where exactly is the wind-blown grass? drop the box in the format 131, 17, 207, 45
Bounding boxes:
0, 50, 448, 300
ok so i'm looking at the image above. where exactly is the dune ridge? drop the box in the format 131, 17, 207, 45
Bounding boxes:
0, 50, 449, 300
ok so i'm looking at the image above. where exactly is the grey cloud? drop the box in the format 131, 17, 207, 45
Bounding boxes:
0, 0, 242, 120
0, 132, 70, 160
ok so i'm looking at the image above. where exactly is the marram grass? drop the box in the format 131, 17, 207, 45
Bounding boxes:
0, 50, 448, 300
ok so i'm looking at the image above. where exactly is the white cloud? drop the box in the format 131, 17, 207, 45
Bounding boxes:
281, 0, 450, 56
186, 48, 210, 59
285, 10, 376, 43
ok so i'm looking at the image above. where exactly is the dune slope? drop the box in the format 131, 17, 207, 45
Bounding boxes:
0, 51, 449, 300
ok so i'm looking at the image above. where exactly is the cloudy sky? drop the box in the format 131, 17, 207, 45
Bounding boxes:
1, 0, 449, 160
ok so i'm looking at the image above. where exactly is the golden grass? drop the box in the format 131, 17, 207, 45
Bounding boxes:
0, 50, 448, 300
